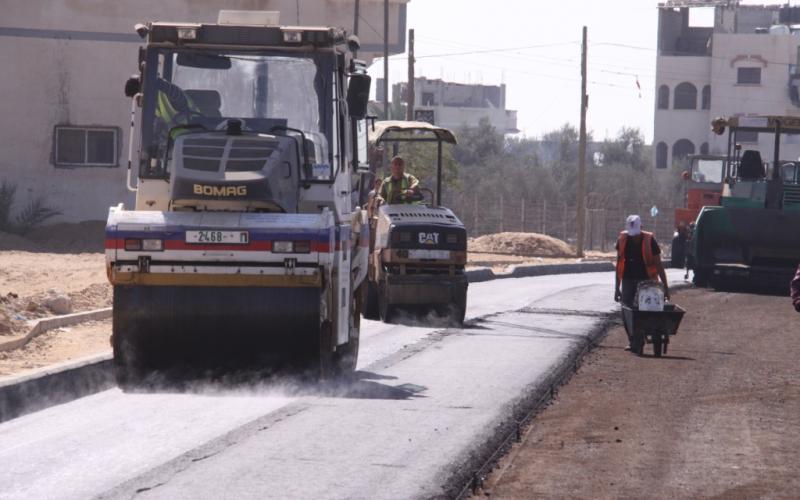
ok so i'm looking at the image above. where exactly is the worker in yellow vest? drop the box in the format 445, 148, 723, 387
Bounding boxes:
379, 156, 420, 204
614, 214, 671, 308
155, 78, 201, 140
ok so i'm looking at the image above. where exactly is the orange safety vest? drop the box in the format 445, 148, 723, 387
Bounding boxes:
616, 231, 659, 282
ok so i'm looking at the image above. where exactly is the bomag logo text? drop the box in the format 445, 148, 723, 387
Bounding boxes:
193, 184, 247, 197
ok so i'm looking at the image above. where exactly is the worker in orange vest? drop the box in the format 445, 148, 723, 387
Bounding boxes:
614, 214, 671, 309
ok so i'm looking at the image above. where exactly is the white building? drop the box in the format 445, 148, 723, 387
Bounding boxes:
0, 0, 409, 222
654, 1, 800, 171
386, 77, 518, 134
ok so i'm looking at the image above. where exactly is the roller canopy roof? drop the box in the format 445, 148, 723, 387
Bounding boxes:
369, 121, 458, 146
712, 115, 800, 134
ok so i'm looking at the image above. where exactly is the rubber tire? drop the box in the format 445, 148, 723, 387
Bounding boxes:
378, 284, 395, 323
652, 336, 663, 358
333, 288, 362, 375
112, 318, 147, 391
363, 280, 380, 320
631, 335, 644, 356
670, 235, 686, 269
452, 296, 467, 327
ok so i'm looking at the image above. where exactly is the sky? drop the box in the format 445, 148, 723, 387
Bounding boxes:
367, 0, 790, 143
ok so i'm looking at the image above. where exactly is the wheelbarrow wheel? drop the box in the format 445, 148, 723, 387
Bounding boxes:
652, 336, 663, 358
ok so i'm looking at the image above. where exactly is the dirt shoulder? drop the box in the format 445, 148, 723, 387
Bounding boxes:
483, 288, 800, 499
0, 319, 110, 378
0, 251, 110, 336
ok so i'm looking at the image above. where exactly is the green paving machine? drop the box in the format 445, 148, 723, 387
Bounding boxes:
692, 116, 800, 291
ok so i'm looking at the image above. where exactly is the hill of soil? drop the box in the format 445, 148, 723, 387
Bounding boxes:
469, 232, 574, 258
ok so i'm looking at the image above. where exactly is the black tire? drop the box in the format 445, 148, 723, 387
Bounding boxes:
378, 285, 395, 323
452, 295, 467, 327
631, 335, 644, 356
652, 336, 663, 358
112, 306, 147, 390
670, 235, 685, 269
693, 268, 709, 288
333, 288, 362, 375
363, 280, 380, 320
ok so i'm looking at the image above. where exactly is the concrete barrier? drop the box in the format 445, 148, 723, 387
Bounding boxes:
0, 353, 114, 423
0, 308, 112, 353
466, 261, 614, 283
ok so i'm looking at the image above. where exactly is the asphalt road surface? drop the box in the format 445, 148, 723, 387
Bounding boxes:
0, 270, 685, 500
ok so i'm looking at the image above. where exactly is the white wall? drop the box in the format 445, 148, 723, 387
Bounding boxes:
0, 0, 408, 222
654, 31, 800, 174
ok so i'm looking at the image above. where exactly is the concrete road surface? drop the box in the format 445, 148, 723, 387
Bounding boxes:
0, 270, 685, 500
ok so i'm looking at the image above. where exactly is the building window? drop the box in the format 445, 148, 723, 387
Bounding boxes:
54, 126, 118, 167
737, 130, 758, 143
701, 85, 711, 110
657, 85, 670, 109
737, 67, 761, 85
422, 92, 435, 106
656, 142, 668, 169
674, 82, 697, 110
700, 142, 709, 154
672, 139, 695, 163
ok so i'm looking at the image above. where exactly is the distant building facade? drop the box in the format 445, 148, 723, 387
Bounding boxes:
0, 0, 408, 222
654, 1, 800, 171
381, 77, 518, 134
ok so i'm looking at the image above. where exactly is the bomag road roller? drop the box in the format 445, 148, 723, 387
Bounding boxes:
692, 116, 800, 290
105, 11, 373, 384
361, 121, 468, 325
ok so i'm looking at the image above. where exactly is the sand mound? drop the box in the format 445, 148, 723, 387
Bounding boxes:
469, 232, 574, 257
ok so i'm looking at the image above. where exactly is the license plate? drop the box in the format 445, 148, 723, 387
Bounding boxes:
185, 230, 249, 245
408, 249, 450, 260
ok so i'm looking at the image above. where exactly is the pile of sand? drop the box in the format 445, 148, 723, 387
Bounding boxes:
0, 221, 105, 254
469, 232, 574, 258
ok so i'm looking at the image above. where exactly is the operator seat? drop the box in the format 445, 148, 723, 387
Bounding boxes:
739, 150, 765, 180
185, 90, 222, 118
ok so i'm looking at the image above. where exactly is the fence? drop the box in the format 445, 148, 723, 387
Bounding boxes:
445, 194, 677, 253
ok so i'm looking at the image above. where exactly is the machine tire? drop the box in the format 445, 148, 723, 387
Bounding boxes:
317, 320, 335, 379
363, 280, 380, 320
451, 296, 467, 327
378, 284, 396, 323
652, 336, 663, 358
670, 235, 686, 269
332, 288, 362, 375
111, 295, 148, 390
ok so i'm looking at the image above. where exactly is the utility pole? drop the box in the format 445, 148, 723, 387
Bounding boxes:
383, 0, 389, 120
352, 0, 359, 57
406, 28, 415, 121
576, 26, 588, 258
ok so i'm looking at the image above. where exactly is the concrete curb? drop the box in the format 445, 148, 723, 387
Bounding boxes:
466, 261, 614, 283
0, 307, 112, 353
0, 352, 114, 423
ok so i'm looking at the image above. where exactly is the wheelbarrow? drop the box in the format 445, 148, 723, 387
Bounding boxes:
621, 303, 686, 357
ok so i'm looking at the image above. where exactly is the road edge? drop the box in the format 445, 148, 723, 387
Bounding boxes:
0, 352, 114, 423
465, 261, 614, 283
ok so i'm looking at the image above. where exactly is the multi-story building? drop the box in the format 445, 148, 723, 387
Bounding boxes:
0, 0, 409, 222
383, 77, 518, 134
654, 0, 800, 171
